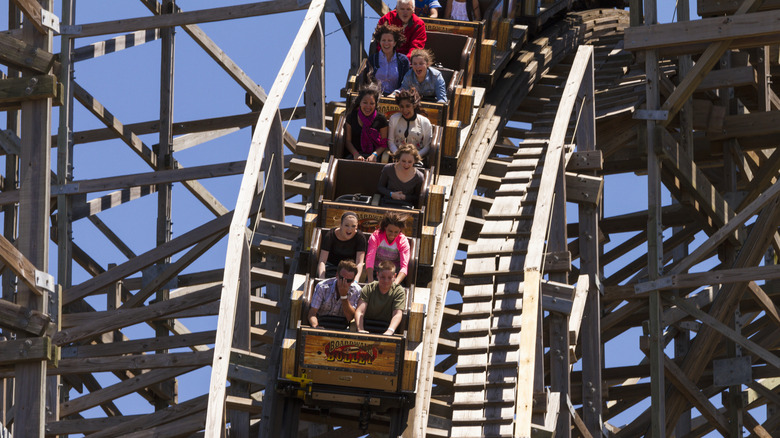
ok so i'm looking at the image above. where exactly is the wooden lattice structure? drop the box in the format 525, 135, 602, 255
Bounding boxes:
1, 0, 779, 437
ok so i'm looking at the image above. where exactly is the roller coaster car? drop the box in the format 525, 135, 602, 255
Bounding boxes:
422, 0, 518, 82
331, 117, 444, 181
305, 156, 437, 267
279, 277, 420, 425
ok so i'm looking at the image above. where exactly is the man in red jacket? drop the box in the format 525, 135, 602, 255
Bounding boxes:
377, 0, 427, 57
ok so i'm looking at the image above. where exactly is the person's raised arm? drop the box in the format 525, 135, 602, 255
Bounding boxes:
337, 277, 357, 321
355, 299, 368, 333
385, 309, 403, 335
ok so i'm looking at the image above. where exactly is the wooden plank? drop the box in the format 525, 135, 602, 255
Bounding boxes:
11, 0, 48, 34
72, 29, 161, 62
515, 269, 541, 437
0, 32, 55, 72
669, 178, 780, 275
70, 0, 310, 38
0, 299, 52, 336
51, 350, 213, 375
54, 161, 245, 195
60, 366, 199, 417
0, 336, 52, 365
657, 0, 764, 125
662, 353, 730, 436
0, 74, 58, 103
625, 7, 780, 51
60, 331, 215, 358
85, 395, 208, 438
636, 265, 780, 293
0, 233, 44, 295
55, 285, 221, 345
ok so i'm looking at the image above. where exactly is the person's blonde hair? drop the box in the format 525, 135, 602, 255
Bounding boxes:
409, 48, 434, 66
395, 144, 421, 163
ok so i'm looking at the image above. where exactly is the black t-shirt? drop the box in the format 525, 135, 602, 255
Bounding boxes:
322, 227, 367, 267
347, 110, 389, 155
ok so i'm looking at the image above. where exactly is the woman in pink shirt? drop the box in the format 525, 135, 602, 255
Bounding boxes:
366, 212, 410, 285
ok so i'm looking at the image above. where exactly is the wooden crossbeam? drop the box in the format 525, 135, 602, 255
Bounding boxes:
0, 74, 58, 103
0, 232, 44, 295
84, 395, 208, 438
661, 353, 730, 436
668, 294, 780, 370
50, 350, 213, 375
0, 32, 55, 72
59, 366, 198, 417
625, 7, 780, 50
0, 299, 52, 336
669, 178, 780, 275
56, 285, 221, 345
11, 0, 49, 34
659, 130, 736, 233
69, 0, 310, 38
72, 29, 161, 62
634, 265, 780, 294
655, 0, 764, 125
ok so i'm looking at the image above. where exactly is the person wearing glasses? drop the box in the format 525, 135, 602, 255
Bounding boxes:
355, 260, 406, 335
308, 259, 362, 330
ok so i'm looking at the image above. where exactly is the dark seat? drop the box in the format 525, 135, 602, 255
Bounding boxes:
426, 31, 475, 86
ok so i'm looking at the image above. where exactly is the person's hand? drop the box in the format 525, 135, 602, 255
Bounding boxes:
367, 153, 377, 162
358, 329, 369, 334
356, 155, 366, 161
391, 191, 405, 200
337, 276, 350, 296
383, 329, 395, 335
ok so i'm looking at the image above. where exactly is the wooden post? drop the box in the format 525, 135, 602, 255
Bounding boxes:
227, 243, 252, 438
2, 3, 22, 427
548, 146, 570, 436
154, 0, 177, 411
674, 1, 692, 434
14, 1, 53, 434
304, 18, 325, 130
644, 1, 666, 436
350, 0, 364, 75
575, 45, 602, 438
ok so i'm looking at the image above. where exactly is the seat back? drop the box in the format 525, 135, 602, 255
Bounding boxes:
427, 31, 470, 72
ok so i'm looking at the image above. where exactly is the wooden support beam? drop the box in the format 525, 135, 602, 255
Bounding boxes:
0, 336, 52, 365
59, 366, 198, 417
55, 285, 221, 346
0, 298, 52, 336
68, 0, 310, 38
635, 265, 780, 294
659, 130, 736, 232
72, 29, 161, 62
662, 353, 730, 436
0, 32, 55, 72
50, 350, 213, 375
656, 0, 764, 125
0, 74, 58, 103
84, 395, 208, 438
0, 233, 44, 295
669, 179, 780, 275
11, 0, 49, 34
625, 7, 780, 51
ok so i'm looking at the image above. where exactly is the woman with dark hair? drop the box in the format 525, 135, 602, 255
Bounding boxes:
317, 211, 367, 279
366, 211, 410, 285
377, 144, 424, 208
400, 48, 448, 103
344, 83, 389, 162
387, 88, 432, 160
369, 24, 410, 95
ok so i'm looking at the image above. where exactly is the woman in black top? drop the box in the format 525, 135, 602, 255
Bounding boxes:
377, 144, 424, 208
317, 211, 367, 279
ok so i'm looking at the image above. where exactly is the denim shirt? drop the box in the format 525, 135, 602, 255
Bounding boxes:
376, 53, 400, 94
400, 66, 448, 103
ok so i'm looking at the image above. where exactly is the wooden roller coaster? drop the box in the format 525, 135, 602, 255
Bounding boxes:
1, 0, 780, 437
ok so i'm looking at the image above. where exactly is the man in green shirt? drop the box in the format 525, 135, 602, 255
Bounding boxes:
355, 260, 406, 335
